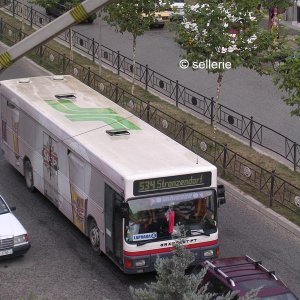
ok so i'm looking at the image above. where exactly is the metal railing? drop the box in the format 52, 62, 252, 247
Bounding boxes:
1, 0, 300, 171
0, 19, 299, 216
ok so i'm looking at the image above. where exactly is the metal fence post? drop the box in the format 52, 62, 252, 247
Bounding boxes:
30, 6, 33, 28
210, 97, 214, 126
293, 142, 297, 172
182, 121, 186, 144
19, 28, 22, 41
175, 80, 179, 107
87, 67, 91, 86
0, 18, 3, 39
62, 54, 66, 74
117, 50, 120, 76
145, 64, 148, 91
269, 170, 275, 207
92, 38, 95, 62
39, 45, 43, 64
115, 83, 119, 103
12, 0, 15, 18
249, 116, 253, 148
146, 101, 150, 122
222, 144, 227, 176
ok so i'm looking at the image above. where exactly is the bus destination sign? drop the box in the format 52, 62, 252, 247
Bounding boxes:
133, 172, 211, 196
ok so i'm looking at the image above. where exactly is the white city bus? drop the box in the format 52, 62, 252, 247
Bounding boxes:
0, 75, 225, 273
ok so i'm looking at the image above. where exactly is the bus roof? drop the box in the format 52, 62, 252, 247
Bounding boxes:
0, 75, 216, 187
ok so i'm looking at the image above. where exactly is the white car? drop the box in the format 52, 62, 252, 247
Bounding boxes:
0, 195, 30, 259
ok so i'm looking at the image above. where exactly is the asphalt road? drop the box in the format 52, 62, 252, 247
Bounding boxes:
0, 53, 299, 299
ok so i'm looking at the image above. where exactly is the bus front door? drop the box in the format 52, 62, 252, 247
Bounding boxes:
105, 184, 123, 267
42, 132, 59, 206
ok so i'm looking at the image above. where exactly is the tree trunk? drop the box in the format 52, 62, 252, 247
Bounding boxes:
131, 34, 137, 95
213, 73, 223, 138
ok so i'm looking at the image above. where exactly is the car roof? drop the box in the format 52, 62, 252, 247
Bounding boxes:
203, 256, 294, 296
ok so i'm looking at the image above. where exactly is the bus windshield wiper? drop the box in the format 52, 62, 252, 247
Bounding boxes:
136, 236, 170, 246
190, 229, 211, 236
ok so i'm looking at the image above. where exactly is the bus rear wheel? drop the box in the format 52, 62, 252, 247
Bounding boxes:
88, 219, 102, 255
24, 159, 35, 192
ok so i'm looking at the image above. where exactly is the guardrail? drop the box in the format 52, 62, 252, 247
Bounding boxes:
0, 19, 299, 216
1, 0, 300, 171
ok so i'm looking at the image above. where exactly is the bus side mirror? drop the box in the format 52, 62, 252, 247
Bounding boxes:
217, 185, 226, 207
120, 203, 129, 218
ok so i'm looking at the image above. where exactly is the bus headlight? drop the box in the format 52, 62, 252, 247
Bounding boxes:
135, 259, 146, 267
203, 250, 214, 257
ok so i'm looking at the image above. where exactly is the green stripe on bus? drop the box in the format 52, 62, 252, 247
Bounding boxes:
46, 99, 141, 130
70, 4, 89, 23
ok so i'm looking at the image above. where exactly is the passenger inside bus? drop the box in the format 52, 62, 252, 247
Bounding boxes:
194, 198, 208, 219
174, 200, 195, 223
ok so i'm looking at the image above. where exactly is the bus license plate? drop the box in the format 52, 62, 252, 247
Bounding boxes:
0, 249, 13, 256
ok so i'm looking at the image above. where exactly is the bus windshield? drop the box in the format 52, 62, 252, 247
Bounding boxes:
125, 190, 217, 244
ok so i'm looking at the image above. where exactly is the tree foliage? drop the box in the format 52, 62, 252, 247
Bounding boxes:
103, 0, 160, 37
274, 35, 300, 117
177, 0, 282, 75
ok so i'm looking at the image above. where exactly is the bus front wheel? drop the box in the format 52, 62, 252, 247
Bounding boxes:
88, 219, 102, 255
24, 159, 35, 192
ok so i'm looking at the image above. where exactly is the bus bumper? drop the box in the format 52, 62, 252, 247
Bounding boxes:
122, 243, 219, 274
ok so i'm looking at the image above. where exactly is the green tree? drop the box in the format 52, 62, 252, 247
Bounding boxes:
130, 241, 258, 299
274, 35, 300, 117
103, 0, 163, 94
175, 0, 284, 135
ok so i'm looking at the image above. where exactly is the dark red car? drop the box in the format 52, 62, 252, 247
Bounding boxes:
198, 256, 298, 299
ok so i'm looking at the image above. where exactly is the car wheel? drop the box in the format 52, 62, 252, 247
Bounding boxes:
89, 219, 103, 255
24, 159, 35, 192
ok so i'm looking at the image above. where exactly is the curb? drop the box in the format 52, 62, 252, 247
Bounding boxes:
218, 177, 300, 240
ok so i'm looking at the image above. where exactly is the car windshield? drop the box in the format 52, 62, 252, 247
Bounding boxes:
258, 293, 298, 300
239, 278, 279, 290
125, 190, 216, 244
0, 196, 9, 215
